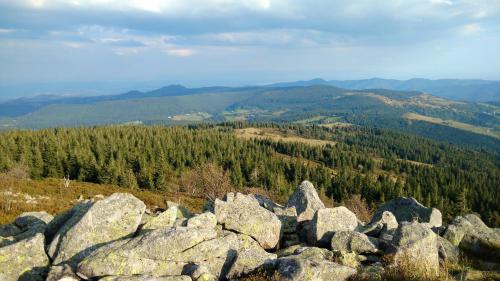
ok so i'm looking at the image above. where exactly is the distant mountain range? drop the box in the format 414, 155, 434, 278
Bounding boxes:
269, 78, 500, 102
0, 80, 499, 151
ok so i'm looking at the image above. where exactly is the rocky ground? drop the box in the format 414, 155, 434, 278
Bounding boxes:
0, 181, 499, 281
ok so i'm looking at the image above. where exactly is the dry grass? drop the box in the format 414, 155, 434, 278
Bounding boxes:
235, 127, 337, 147
342, 194, 373, 223
379, 253, 454, 281
0, 174, 204, 225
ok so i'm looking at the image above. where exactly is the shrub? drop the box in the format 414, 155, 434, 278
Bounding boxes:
343, 194, 372, 223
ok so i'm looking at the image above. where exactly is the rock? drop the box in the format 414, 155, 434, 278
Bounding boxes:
277, 246, 356, 281
99, 276, 192, 281
0, 223, 21, 237
392, 222, 439, 277
362, 211, 398, 237
215, 192, 281, 249
141, 206, 178, 232
187, 212, 217, 229
371, 197, 442, 228
437, 236, 459, 263
166, 201, 193, 219
44, 200, 93, 245
0, 233, 50, 281
14, 211, 53, 228
331, 231, 379, 254
226, 234, 277, 279
286, 181, 325, 222
48, 193, 146, 265
309, 207, 360, 246
274, 206, 299, 248
249, 194, 281, 211
46, 264, 79, 281
443, 214, 500, 260
77, 227, 233, 278
333, 251, 362, 268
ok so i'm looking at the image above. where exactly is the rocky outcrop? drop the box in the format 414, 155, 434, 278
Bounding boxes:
141, 206, 178, 232
443, 214, 500, 260
226, 234, 277, 279
372, 197, 442, 228
215, 192, 281, 249
48, 193, 146, 265
0, 233, 50, 281
276, 246, 356, 281
330, 231, 379, 254
286, 181, 325, 222
362, 211, 398, 237
309, 207, 360, 246
392, 222, 440, 276
187, 212, 217, 229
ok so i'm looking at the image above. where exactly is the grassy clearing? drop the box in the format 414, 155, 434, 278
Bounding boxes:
0, 175, 205, 224
235, 127, 337, 147
404, 112, 500, 139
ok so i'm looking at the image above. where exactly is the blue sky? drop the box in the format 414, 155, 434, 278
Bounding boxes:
0, 0, 499, 97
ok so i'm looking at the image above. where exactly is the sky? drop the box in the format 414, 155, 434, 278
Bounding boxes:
0, 0, 499, 97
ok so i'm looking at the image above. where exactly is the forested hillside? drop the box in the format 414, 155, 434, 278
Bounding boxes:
0, 123, 498, 226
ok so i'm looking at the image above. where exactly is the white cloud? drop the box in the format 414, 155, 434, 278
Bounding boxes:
461, 23, 481, 36
0, 29, 16, 33
167, 48, 195, 57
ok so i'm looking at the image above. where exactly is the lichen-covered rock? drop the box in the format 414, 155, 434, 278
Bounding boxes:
0, 211, 53, 247
44, 200, 93, 245
286, 181, 325, 222
48, 193, 146, 265
392, 222, 439, 277
141, 206, 178, 232
372, 197, 442, 228
437, 236, 459, 263
77, 227, 233, 279
249, 194, 281, 211
166, 201, 193, 219
215, 192, 281, 249
362, 211, 398, 237
443, 214, 500, 260
14, 211, 53, 228
331, 231, 379, 254
277, 246, 356, 281
0, 233, 50, 281
0, 223, 21, 238
274, 206, 299, 248
187, 212, 217, 229
99, 276, 192, 281
226, 234, 277, 279
309, 207, 360, 246
46, 264, 79, 281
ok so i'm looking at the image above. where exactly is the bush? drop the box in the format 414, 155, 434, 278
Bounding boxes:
343, 194, 372, 223
179, 162, 234, 202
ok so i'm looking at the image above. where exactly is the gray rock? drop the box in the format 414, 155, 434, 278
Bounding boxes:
371, 197, 442, 228
331, 231, 379, 254
0, 233, 50, 281
45, 200, 93, 245
392, 222, 439, 277
0, 223, 21, 237
141, 206, 178, 232
226, 234, 277, 279
77, 227, 228, 278
277, 246, 356, 281
309, 207, 360, 246
166, 201, 193, 219
187, 212, 217, 229
286, 181, 325, 222
249, 194, 281, 211
46, 264, 79, 281
99, 276, 192, 281
14, 211, 53, 228
215, 192, 281, 249
362, 211, 398, 237
48, 193, 146, 265
443, 214, 500, 260
437, 236, 459, 263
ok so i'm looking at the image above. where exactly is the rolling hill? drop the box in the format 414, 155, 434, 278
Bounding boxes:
0, 84, 499, 152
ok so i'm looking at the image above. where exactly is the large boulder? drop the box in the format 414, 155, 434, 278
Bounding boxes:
0, 233, 50, 281
330, 231, 379, 254
371, 197, 442, 228
226, 234, 277, 279
187, 212, 217, 229
1, 211, 54, 247
443, 214, 500, 260
392, 222, 439, 277
309, 207, 360, 246
215, 192, 281, 249
362, 211, 398, 237
77, 226, 218, 278
437, 236, 459, 263
48, 193, 146, 265
277, 246, 356, 281
286, 181, 325, 222
141, 206, 178, 232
